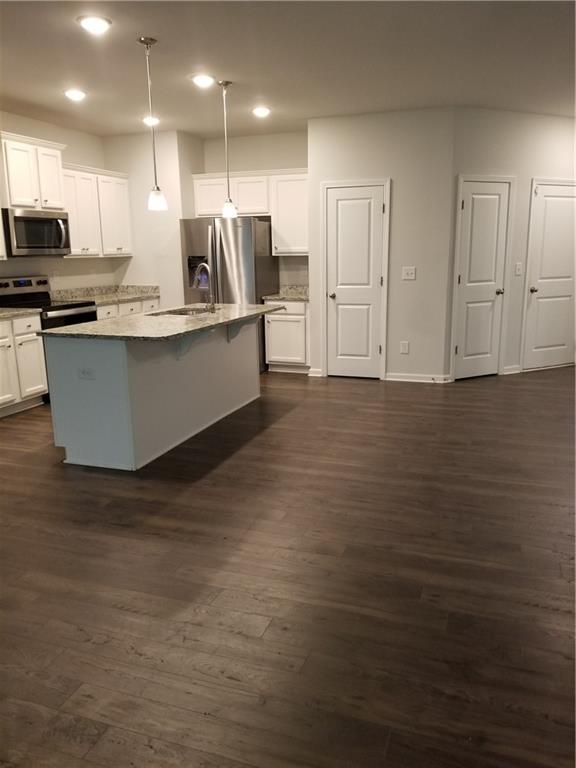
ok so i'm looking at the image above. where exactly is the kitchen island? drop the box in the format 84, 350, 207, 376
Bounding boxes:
39, 304, 282, 470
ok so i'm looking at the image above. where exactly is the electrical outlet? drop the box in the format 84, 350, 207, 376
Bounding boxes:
515, 262, 523, 276
78, 367, 95, 380
402, 266, 416, 281
400, 341, 410, 355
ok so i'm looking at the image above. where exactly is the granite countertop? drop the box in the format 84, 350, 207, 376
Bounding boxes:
38, 303, 284, 342
51, 285, 160, 307
0, 307, 42, 320
263, 285, 308, 302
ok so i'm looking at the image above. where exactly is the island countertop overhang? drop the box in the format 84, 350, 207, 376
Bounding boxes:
37, 303, 284, 342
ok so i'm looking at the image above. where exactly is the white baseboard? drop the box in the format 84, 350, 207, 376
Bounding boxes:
0, 396, 45, 419
501, 365, 522, 376
384, 372, 452, 384
307, 368, 324, 378
267, 364, 309, 375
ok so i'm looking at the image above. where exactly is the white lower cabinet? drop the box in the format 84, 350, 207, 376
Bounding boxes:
97, 303, 120, 320
119, 300, 143, 317
264, 301, 309, 370
0, 337, 20, 406
142, 298, 159, 313
15, 334, 47, 398
0, 314, 48, 416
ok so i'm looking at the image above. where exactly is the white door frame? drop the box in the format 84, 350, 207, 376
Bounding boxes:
520, 177, 576, 371
320, 179, 391, 379
449, 174, 517, 381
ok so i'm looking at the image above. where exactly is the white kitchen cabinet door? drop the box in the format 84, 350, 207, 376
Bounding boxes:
265, 314, 307, 364
118, 300, 142, 316
4, 140, 40, 208
64, 171, 103, 256
234, 177, 269, 214
193, 178, 228, 216
98, 176, 132, 256
97, 303, 119, 320
0, 337, 20, 406
15, 334, 47, 398
37, 147, 64, 209
270, 175, 308, 254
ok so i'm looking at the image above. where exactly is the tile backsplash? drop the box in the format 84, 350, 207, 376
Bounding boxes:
278, 255, 308, 287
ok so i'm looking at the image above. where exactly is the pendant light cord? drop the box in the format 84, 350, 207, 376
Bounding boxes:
144, 44, 159, 188
222, 84, 231, 200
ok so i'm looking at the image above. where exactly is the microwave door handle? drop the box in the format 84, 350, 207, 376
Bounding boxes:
57, 218, 66, 248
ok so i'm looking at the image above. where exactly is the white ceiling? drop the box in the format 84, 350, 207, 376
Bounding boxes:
0, 1, 573, 138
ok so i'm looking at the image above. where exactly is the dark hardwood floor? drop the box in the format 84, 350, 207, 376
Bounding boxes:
0, 367, 573, 768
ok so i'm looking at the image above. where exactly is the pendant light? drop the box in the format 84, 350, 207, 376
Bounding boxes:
218, 80, 237, 219
138, 36, 168, 212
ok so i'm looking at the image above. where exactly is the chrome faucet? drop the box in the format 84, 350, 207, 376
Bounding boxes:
193, 262, 216, 313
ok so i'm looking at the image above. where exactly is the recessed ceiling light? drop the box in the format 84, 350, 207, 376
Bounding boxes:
252, 106, 271, 118
192, 74, 216, 89
143, 116, 160, 127
65, 89, 86, 102
77, 15, 112, 36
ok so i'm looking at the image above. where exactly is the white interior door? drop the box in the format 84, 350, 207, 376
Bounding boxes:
454, 180, 510, 379
327, 185, 386, 378
523, 181, 575, 370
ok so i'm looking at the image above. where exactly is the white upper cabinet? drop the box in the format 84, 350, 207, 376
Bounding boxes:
4, 141, 40, 208
235, 177, 269, 214
3, 138, 65, 210
37, 147, 65, 209
270, 175, 308, 254
193, 178, 229, 216
63, 170, 103, 256
98, 175, 132, 256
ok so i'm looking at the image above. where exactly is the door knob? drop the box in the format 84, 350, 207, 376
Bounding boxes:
328, 292, 336, 299
530, 286, 538, 293
495, 288, 504, 295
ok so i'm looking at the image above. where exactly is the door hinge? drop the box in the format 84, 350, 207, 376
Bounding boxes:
382, 203, 386, 214
461, 199, 465, 210
455, 345, 459, 355
457, 274, 461, 285
378, 344, 382, 355
380, 276, 384, 287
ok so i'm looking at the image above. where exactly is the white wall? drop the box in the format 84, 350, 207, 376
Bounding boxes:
103, 131, 198, 308
0, 110, 105, 166
177, 131, 205, 218
453, 108, 575, 372
308, 107, 575, 380
203, 131, 307, 172
308, 108, 455, 378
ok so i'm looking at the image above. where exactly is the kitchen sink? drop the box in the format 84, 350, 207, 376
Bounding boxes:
150, 307, 214, 317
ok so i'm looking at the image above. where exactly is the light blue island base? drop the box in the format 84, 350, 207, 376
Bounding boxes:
43, 321, 261, 471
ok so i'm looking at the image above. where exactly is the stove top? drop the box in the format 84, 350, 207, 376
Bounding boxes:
0, 275, 96, 315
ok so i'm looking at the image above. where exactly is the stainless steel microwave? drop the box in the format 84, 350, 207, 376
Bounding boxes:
2, 208, 71, 257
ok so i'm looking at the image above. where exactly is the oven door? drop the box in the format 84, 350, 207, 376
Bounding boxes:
2, 208, 71, 256
41, 305, 97, 330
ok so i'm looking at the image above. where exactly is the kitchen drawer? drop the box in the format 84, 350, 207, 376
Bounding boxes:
0, 320, 12, 338
118, 300, 142, 316
97, 303, 119, 320
13, 315, 41, 336
142, 298, 159, 313
264, 300, 306, 316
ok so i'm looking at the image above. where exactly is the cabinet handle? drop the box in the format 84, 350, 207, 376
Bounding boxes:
7, 344, 11, 349
26, 324, 31, 328
17, 342, 22, 347
117, 247, 122, 251
43, 199, 48, 203
33, 198, 39, 203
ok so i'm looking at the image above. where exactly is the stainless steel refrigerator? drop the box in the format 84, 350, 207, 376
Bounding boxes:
180, 215, 279, 369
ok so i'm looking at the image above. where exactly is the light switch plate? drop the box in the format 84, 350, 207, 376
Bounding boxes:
402, 266, 416, 280
515, 262, 523, 276
400, 341, 410, 354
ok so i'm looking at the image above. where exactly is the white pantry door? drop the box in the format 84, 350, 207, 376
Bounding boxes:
454, 180, 510, 379
523, 181, 575, 370
326, 185, 386, 377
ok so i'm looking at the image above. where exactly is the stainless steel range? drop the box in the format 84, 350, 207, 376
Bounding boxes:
0, 275, 97, 328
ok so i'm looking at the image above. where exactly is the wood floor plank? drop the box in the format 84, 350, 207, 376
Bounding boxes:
0, 367, 573, 767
